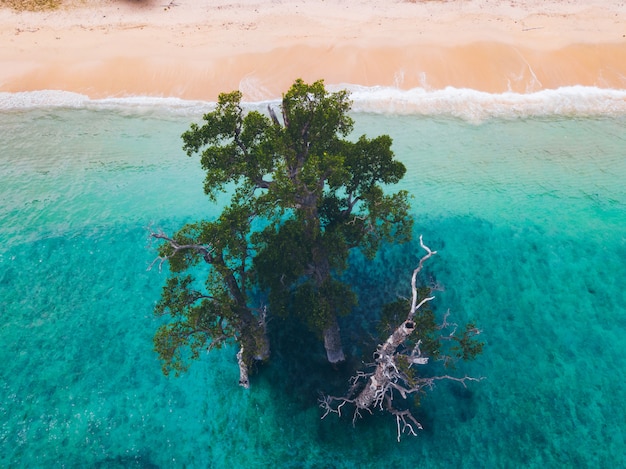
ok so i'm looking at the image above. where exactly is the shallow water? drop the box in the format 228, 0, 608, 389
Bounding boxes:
1, 94, 625, 467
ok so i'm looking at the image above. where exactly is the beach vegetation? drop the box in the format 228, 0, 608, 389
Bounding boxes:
1, 0, 61, 11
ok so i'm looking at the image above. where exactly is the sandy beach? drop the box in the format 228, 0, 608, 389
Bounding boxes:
1, 0, 625, 100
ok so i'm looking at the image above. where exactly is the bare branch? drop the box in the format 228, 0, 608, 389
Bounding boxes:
147, 231, 215, 272
408, 235, 437, 321
437, 309, 458, 332
425, 374, 484, 388
386, 398, 423, 442
319, 237, 483, 440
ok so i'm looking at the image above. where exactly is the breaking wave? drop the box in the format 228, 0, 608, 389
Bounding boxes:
2, 85, 626, 122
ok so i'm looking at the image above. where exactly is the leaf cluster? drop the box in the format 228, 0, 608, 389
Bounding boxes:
154, 275, 237, 377
152, 204, 260, 376
450, 322, 484, 361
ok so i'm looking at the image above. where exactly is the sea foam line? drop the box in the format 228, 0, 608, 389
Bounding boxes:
340, 85, 626, 123
2, 86, 626, 122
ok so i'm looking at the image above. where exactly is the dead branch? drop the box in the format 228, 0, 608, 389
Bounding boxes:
320, 237, 483, 441
408, 235, 436, 321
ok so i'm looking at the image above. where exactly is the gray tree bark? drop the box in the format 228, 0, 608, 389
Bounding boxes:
320, 237, 482, 440
323, 316, 345, 363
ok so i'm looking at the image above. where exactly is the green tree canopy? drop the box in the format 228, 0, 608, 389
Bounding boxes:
175, 78, 413, 364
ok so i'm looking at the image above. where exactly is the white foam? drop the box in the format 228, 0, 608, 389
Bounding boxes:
336, 85, 626, 123
2, 86, 626, 122
0, 90, 90, 109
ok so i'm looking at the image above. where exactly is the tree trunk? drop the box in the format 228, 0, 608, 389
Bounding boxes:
353, 319, 416, 408
236, 307, 271, 387
251, 311, 271, 361
253, 332, 271, 361
236, 347, 250, 388
323, 315, 345, 363
307, 237, 347, 363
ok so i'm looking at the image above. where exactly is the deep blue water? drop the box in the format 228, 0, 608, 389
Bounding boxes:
1, 101, 625, 468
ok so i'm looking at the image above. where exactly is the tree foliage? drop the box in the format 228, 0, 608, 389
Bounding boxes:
150, 203, 269, 386
150, 79, 482, 411
158, 78, 413, 368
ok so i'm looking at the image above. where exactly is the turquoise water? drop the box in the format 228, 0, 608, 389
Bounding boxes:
1, 96, 625, 467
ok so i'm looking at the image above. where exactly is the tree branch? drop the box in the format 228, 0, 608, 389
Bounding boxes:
408, 235, 436, 321
320, 237, 483, 441
268, 105, 281, 127
148, 231, 215, 272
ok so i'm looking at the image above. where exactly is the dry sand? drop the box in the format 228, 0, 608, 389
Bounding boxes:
1, 0, 625, 100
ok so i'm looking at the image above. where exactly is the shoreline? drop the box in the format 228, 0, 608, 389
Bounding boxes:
1, 1, 626, 100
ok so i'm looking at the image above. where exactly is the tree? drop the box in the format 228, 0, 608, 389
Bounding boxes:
158, 80, 412, 371
149, 203, 269, 388
149, 79, 483, 437
319, 237, 484, 441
